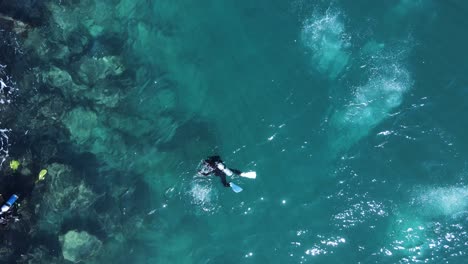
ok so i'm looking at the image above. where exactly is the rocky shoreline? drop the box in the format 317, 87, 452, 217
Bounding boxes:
0, 1, 215, 262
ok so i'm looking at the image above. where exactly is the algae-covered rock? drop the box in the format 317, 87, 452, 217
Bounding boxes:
42, 66, 75, 90
60, 230, 102, 263
86, 82, 122, 108
21, 2, 90, 61
17, 246, 61, 264
0, 0, 46, 26
63, 107, 99, 145
36, 94, 68, 121
67, 28, 91, 55
47, 2, 82, 41
42, 67, 122, 108
35, 163, 98, 233
24, 29, 70, 62
77, 56, 124, 85
0, 14, 29, 35
62, 107, 129, 168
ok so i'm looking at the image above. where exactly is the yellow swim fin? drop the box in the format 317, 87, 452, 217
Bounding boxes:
37, 169, 47, 182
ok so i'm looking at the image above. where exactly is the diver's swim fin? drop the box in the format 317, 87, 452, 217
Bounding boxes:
240, 171, 256, 179
229, 182, 243, 193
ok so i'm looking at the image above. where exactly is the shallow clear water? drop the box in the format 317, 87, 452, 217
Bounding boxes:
1, 0, 468, 263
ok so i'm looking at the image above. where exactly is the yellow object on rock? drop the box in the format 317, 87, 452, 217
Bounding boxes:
10, 160, 20, 171
38, 169, 48, 182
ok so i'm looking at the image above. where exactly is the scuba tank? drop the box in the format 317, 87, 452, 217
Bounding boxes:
216, 163, 233, 176
0, 194, 19, 214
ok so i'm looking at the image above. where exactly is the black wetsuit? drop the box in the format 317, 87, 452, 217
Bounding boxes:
198, 156, 242, 187
0, 209, 19, 227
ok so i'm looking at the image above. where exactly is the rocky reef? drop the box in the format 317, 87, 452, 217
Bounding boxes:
0, 0, 217, 262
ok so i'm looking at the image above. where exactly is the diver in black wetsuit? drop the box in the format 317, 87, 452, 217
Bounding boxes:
197, 156, 243, 187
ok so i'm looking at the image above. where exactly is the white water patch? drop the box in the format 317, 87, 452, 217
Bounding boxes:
386, 216, 429, 255
0, 65, 15, 165
0, 64, 16, 104
378, 186, 468, 262
0, 129, 10, 165
329, 41, 412, 155
301, 7, 350, 79
382, 213, 468, 262
188, 178, 219, 213
344, 63, 410, 126
411, 186, 468, 217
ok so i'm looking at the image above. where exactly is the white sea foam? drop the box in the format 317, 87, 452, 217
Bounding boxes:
380, 186, 468, 261
384, 210, 468, 262
189, 180, 218, 213
301, 8, 350, 79
412, 186, 468, 216
0, 128, 10, 165
0, 66, 13, 165
330, 41, 412, 154
343, 62, 410, 127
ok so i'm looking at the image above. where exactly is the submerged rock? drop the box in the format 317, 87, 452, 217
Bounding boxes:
41, 66, 122, 108
90, 84, 122, 108
42, 66, 77, 90
24, 28, 70, 62
0, 14, 30, 35
77, 56, 125, 85
47, 2, 83, 42
1, 0, 187, 262
60, 230, 102, 263
62, 107, 128, 168
35, 163, 98, 233
17, 246, 60, 264
63, 107, 99, 146
0, 0, 47, 26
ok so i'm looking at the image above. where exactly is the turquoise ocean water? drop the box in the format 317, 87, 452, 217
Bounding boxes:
1, 0, 468, 263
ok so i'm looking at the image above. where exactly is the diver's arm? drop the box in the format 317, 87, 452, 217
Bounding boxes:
198, 160, 213, 176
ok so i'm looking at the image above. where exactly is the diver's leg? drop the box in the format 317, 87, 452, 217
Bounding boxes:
215, 171, 230, 187
230, 169, 242, 175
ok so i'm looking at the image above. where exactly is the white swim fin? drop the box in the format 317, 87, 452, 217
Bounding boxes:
240, 171, 256, 179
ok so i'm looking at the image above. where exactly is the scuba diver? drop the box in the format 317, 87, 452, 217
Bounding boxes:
198, 155, 256, 193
